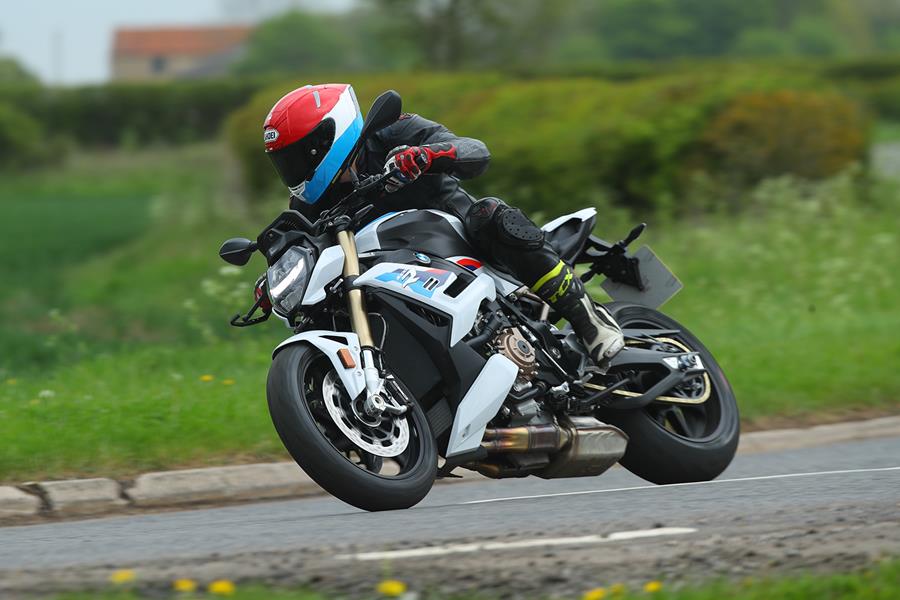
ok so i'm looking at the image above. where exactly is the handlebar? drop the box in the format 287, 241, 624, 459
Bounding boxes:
312, 168, 398, 233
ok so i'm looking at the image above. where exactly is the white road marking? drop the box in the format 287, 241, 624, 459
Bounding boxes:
336, 527, 697, 561
463, 466, 900, 505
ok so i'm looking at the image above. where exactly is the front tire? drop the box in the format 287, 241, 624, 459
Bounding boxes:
597, 303, 740, 484
267, 343, 437, 511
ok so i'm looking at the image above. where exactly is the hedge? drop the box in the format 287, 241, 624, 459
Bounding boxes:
0, 102, 55, 170
225, 67, 869, 215
0, 79, 267, 147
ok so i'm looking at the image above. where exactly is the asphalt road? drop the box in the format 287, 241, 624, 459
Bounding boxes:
3, 437, 899, 597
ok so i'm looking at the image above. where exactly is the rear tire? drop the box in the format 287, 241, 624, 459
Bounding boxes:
597, 303, 740, 484
267, 343, 437, 511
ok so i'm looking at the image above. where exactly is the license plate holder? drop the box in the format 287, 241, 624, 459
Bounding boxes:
600, 245, 682, 309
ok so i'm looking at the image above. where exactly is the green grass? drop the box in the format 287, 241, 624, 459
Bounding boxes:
872, 120, 900, 143
52, 558, 900, 599
632, 172, 900, 422
0, 145, 898, 483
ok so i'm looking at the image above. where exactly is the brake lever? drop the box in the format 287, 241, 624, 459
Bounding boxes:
356, 168, 397, 196
312, 169, 398, 234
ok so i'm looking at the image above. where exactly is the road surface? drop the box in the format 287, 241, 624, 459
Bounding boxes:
2, 436, 898, 597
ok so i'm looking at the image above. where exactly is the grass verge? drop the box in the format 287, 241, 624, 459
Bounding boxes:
0, 145, 897, 482
54, 558, 900, 599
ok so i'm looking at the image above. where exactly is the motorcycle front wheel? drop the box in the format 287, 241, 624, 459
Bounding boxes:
596, 302, 740, 485
267, 343, 437, 511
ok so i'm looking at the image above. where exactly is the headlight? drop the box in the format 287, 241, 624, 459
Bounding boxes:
267, 246, 314, 316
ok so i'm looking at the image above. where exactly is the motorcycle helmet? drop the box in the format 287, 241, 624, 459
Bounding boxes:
263, 83, 363, 204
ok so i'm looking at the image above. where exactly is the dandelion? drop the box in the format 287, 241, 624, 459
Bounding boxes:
173, 578, 198, 593
199, 374, 215, 382
643, 580, 663, 593
208, 579, 236, 596
377, 579, 408, 597
583, 587, 607, 600
38, 389, 56, 399
222, 379, 236, 386
610, 583, 627, 596
109, 569, 136, 584
5, 378, 16, 385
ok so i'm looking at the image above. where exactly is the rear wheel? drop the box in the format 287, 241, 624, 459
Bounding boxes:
267, 343, 437, 511
596, 303, 739, 484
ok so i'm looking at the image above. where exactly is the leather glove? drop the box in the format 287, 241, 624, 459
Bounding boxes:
383, 143, 457, 193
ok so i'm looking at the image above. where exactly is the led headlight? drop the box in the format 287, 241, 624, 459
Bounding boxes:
267, 246, 314, 316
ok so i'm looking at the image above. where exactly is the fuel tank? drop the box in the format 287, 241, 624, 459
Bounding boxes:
356, 209, 477, 258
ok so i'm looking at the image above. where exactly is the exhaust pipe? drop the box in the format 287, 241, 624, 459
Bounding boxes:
481, 424, 572, 453
479, 417, 629, 479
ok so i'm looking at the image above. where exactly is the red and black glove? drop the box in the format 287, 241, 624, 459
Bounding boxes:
383, 143, 457, 193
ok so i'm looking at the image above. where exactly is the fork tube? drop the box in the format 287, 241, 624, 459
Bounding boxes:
336, 229, 375, 348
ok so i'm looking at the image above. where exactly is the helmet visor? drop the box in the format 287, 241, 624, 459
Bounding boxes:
267, 119, 336, 190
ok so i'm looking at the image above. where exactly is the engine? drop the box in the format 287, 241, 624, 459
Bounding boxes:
492, 327, 537, 387
474, 326, 628, 480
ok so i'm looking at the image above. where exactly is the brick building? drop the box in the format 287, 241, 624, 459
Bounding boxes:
111, 26, 253, 81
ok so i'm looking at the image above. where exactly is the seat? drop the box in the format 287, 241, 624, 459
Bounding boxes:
543, 210, 596, 264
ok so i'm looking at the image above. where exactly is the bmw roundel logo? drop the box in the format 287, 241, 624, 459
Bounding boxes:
414, 252, 431, 265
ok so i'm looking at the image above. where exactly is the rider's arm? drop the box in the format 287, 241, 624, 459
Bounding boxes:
375, 113, 491, 180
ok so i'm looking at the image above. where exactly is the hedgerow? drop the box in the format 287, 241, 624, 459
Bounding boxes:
225, 68, 868, 215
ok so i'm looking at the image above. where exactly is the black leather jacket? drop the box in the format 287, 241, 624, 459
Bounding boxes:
290, 113, 490, 222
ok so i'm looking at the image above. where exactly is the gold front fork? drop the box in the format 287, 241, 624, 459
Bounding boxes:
335, 229, 375, 348
336, 228, 386, 409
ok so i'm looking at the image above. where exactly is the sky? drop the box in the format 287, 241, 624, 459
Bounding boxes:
0, 0, 355, 85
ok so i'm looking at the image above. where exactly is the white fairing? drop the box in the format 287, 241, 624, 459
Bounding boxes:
273, 331, 366, 399
481, 265, 522, 297
354, 210, 405, 253
302, 244, 344, 305
542, 207, 597, 233
446, 354, 519, 456
354, 262, 496, 346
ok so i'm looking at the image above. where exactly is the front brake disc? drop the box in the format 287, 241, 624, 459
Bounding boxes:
322, 371, 410, 457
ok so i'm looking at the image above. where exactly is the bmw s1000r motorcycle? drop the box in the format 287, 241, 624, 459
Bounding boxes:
220, 91, 739, 511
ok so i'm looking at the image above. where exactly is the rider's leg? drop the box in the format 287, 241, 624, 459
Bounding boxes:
465, 198, 624, 363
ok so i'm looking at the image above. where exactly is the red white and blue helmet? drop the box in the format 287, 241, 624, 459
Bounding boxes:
263, 83, 363, 204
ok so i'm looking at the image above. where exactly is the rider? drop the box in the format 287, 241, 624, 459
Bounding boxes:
262, 83, 625, 363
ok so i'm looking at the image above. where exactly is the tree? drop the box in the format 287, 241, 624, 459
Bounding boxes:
0, 57, 38, 85
367, 0, 573, 70
232, 11, 357, 75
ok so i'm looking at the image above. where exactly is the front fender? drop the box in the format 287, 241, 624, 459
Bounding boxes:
273, 331, 366, 399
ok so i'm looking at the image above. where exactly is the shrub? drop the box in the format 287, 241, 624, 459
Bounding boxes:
225, 69, 867, 215
855, 76, 900, 120
697, 90, 869, 196
822, 56, 900, 81
0, 79, 266, 148
0, 102, 57, 170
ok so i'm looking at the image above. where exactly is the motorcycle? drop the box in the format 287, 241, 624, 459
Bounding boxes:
219, 91, 739, 511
